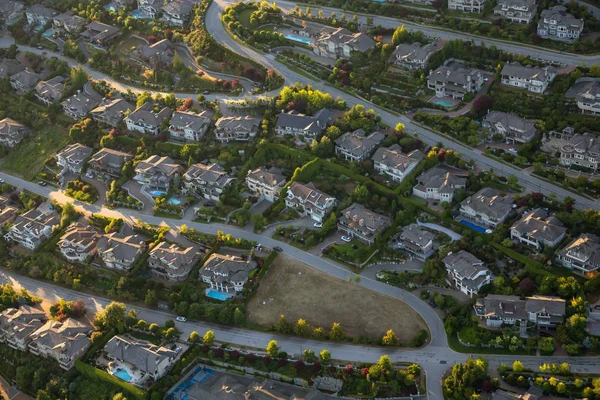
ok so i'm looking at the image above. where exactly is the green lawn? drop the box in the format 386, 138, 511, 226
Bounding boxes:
1, 125, 69, 180
238, 8, 254, 29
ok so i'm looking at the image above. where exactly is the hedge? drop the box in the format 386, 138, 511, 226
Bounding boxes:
82, 328, 116, 363
75, 360, 146, 400
258, 251, 278, 279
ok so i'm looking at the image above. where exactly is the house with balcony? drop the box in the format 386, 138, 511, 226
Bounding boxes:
161, 0, 193, 26
474, 294, 566, 328
55, 143, 92, 174
134, 155, 183, 192
0, 0, 25, 26
52, 11, 86, 35
448, 0, 486, 13
35, 76, 65, 106
182, 163, 234, 201
137, 0, 162, 18
337, 203, 391, 245
285, 182, 336, 223
274, 109, 332, 140
335, 129, 385, 162
427, 59, 485, 99
199, 253, 257, 293
169, 110, 211, 142
214, 115, 261, 143
4, 209, 60, 250
313, 27, 375, 58
444, 250, 493, 297
61, 85, 103, 120
459, 187, 514, 229
91, 98, 134, 127
0, 58, 25, 79
148, 240, 200, 281
412, 165, 468, 203
10, 68, 40, 93
28, 319, 92, 370
570, 79, 600, 115
25, 4, 56, 26
0, 195, 18, 226
97, 231, 146, 271
396, 223, 436, 259
482, 111, 537, 144
0, 305, 45, 351
373, 144, 423, 183
393, 42, 439, 71
246, 167, 287, 202
105, 335, 178, 381
500, 62, 556, 94
557, 233, 600, 276
0, 117, 30, 148
557, 132, 600, 170
80, 21, 121, 48
88, 148, 133, 178
132, 39, 175, 69
510, 209, 566, 251
125, 102, 172, 135
493, 0, 537, 24
58, 223, 100, 263
537, 5, 583, 41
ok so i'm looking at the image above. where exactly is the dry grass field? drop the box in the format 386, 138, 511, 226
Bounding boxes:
246, 255, 428, 342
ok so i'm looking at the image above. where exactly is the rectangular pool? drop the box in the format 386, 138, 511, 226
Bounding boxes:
431, 98, 455, 107
459, 219, 487, 233
149, 190, 167, 197
284, 34, 313, 44
205, 289, 233, 301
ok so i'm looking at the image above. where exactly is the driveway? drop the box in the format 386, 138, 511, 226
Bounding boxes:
122, 181, 152, 215
262, 216, 317, 236
81, 174, 108, 206
416, 219, 462, 241
361, 257, 424, 280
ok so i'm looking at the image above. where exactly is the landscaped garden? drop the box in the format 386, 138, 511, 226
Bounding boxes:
65, 179, 99, 203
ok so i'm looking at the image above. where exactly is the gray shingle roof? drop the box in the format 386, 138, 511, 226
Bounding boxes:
169, 110, 211, 132
91, 98, 134, 121
461, 187, 513, 220
335, 129, 385, 157
510, 208, 566, 244
539, 5, 583, 29
184, 163, 233, 189
339, 203, 391, 233
372, 144, 424, 172
246, 167, 286, 187
127, 102, 172, 128
199, 253, 257, 284
501, 62, 554, 82
105, 335, 176, 374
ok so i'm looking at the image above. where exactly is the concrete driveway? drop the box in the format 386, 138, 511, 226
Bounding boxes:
122, 181, 152, 215
81, 174, 108, 206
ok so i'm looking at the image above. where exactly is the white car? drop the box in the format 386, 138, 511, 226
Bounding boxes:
313, 222, 323, 228
176, 316, 187, 322
341, 236, 351, 243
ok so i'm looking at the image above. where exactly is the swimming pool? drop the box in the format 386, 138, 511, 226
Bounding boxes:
42, 29, 53, 38
149, 190, 167, 197
284, 34, 313, 44
431, 98, 455, 107
104, 4, 116, 11
167, 366, 214, 400
167, 197, 182, 206
206, 289, 233, 301
113, 369, 133, 382
459, 219, 487, 233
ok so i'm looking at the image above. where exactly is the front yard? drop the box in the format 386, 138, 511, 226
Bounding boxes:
324, 239, 377, 267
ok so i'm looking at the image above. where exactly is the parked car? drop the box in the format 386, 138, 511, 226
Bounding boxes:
273, 246, 283, 252
38, 181, 47, 186
176, 316, 186, 322
0, 178, 4, 183
313, 222, 323, 228
341, 236, 351, 243
428, 300, 437, 308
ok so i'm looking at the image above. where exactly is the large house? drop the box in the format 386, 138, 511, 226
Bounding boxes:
214, 116, 261, 143
393, 42, 439, 71
25, 4, 56, 26
61, 85, 103, 120
134, 155, 183, 192
125, 102, 172, 135
412, 165, 468, 204
245, 167, 287, 202
556, 132, 600, 170
372, 145, 423, 183
182, 163, 234, 201
168, 110, 211, 142
274, 109, 331, 140
0, 195, 18, 226
55, 143, 93, 174
337, 203, 391, 245
80, 21, 121, 48
148, 240, 200, 281
500, 62, 556, 94
568, 79, 600, 115
0, 0, 25, 26
58, 223, 100, 263
4, 209, 60, 249
137, 0, 162, 18
313, 27, 375, 58
28, 319, 92, 370
0, 305, 45, 351
88, 148, 133, 178
459, 187, 514, 229
474, 294, 566, 328
396, 223, 436, 260
285, 182, 336, 223
161, 0, 194, 25
35, 76, 65, 106
427, 59, 485, 100
91, 98, 134, 127
105, 335, 177, 381
493, 0, 537, 24
0, 59, 25, 79
52, 11, 86, 35
199, 253, 257, 293
335, 129, 385, 162
444, 250, 494, 297
482, 111, 537, 144
537, 6, 584, 41
448, 0, 486, 13
0, 118, 30, 148
510, 209, 567, 251
10, 68, 40, 93
97, 231, 146, 271
557, 233, 600, 276
132, 39, 175, 69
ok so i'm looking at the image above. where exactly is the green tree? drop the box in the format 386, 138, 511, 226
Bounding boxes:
319, 349, 331, 363
378, 355, 393, 371
294, 318, 310, 336
149, 323, 159, 334
266, 340, 279, 357
303, 349, 316, 362
512, 360, 524, 373
276, 314, 291, 333
94, 302, 126, 329
392, 25, 408, 46
189, 331, 200, 343
382, 329, 400, 345
329, 322, 345, 341
145, 290, 158, 307
352, 184, 369, 203
203, 330, 215, 346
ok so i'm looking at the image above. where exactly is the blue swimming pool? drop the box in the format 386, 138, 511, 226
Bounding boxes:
42, 29, 53, 38
149, 190, 167, 197
113, 369, 133, 382
284, 34, 313, 44
167, 197, 182, 206
431, 98, 455, 107
206, 289, 233, 301
167, 366, 214, 400
459, 219, 487, 233
104, 4, 116, 11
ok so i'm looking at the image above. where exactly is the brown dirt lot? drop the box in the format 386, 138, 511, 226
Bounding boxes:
246, 256, 428, 342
